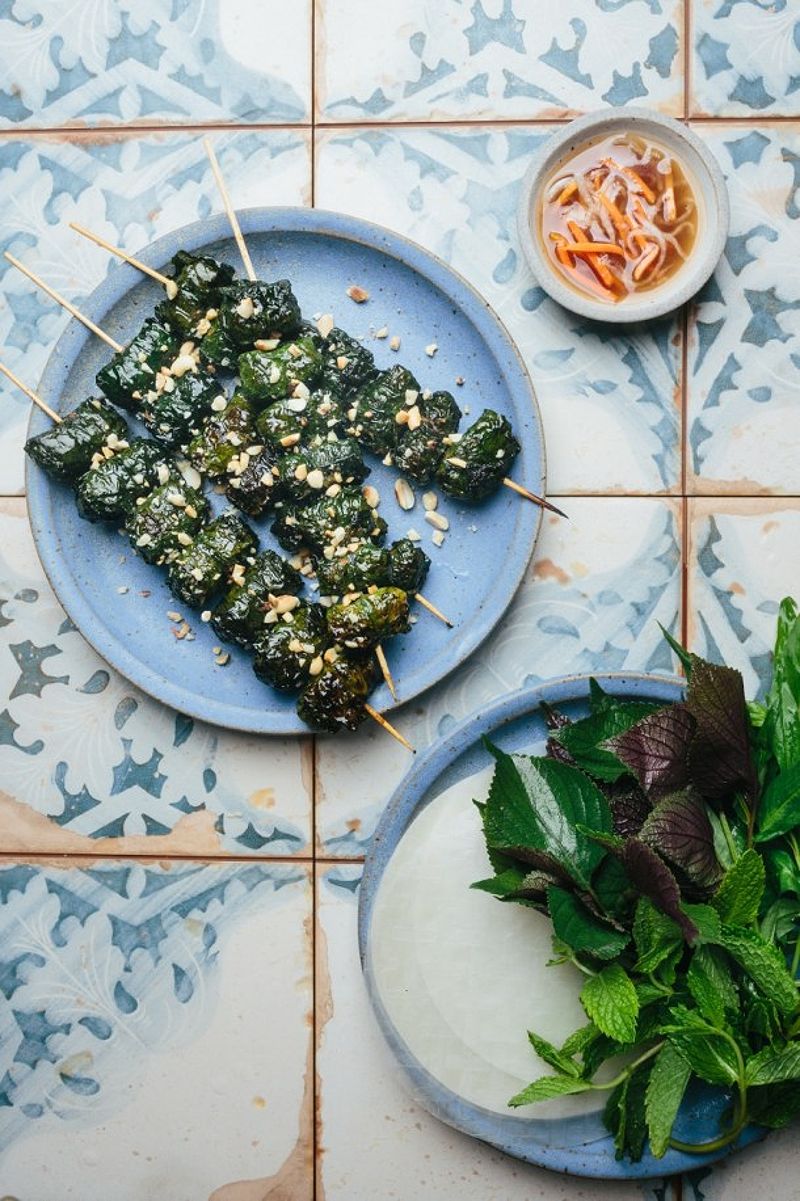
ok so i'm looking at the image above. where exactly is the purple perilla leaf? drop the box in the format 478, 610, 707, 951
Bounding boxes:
639, 789, 721, 889
621, 839, 699, 943
606, 704, 695, 798
686, 657, 756, 802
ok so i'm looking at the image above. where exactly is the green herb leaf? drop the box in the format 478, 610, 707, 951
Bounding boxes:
554, 701, 662, 783
508, 1073, 593, 1107
755, 763, 800, 843
681, 903, 722, 944
639, 789, 721, 887
762, 597, 800, 772
580, 964, 640, 1044
605, 1061, 652, 1162
592, 854, 635, 921
481, 748, 612, 889
560, 1023, 598, 1057
606, 704, 695, 797
686, 945, 738, 1026
685, 656, 755, 802
712, 848, 766, 925
526, 1030, 581, 1078
718, 925, 799, 1019
645, 1044, 692, 1158
660, 624, 693, 675
547, 887, 630, 961
665, 1024, 740, 1086
748, 1082, 800, 1129
633, 898, 683, 974
766, 847, 800, 896
746, 1044, 800, 1086
622, 839, 699, 942
761, 897, 800, 944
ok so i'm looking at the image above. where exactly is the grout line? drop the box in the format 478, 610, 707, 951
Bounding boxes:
683, 0, 691, 120
0, 849, 368, 865
310, 7, 318, 1196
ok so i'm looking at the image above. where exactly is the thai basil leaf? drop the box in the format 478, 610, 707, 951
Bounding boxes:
547, 887, 630, 961
639, 789, 721, 888
718, 926, 798, 1019
554, 701, 663, 783
687, 946, 738, 1026
508, 1073, 593, 1107
633, 898, 683, 974
755, 762, 800, 843
712, 848, 766, 925
645, 1044, 692, 1158
622, 840, 699, 942
746, 1044, 800, 1086
526, 1030, 582, 1078
685, 656, 755, 802
580, 964, 640, 1044
606, 704, 695, 797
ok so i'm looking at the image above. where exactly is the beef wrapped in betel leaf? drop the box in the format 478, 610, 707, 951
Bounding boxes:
238, 337, 323, 406
296, 651, 373, 733
125, 477, 208, 566
436, 409, 520, 502
95, 318, 180, 410
141, 371, 224, 450
387, 538, 431, 594
348, 365, 421, 455
326, 586, 410, 652
25, 398, 129, 483
186, 391, 257, 479
393, 389, 462, 483
308, 326, 378, 397
314, 542, 390, 598
255, 391, 346, 448
271, 487, 387, 554
211, 550, 302, 650
76, 438, 171, 521
277, 436, 368, 504
252, 602, 329, 691
216, 279, 302, 346
167, 512, 257, 609
156, 251, 235, 335
224, 441, 285, 517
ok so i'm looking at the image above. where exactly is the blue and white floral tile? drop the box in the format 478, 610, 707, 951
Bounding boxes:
0, 126, 311, 494
316, 496, 683, 856
0, 857, 312, 1201
691, 0, 800, 117
687, 498, 800, 700
686, 125, 800, 495
0, 1, 311, 127
315, 0, 684, 122
316, 864, 677, 1201
0, 499, 312, 854
316, 127, 682, 496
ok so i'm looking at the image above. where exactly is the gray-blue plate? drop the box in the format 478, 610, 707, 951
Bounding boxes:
26, 208, 544, 734
359, 674, 765, 1178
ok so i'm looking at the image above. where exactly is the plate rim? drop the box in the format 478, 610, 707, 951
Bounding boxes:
26, 206, 545, 735
358, 671, 764, 1178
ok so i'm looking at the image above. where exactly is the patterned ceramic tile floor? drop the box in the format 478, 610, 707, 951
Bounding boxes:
0, 1, 798, 1197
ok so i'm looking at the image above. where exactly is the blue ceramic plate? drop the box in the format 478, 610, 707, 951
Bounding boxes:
26, 208, 544, 734
359, 674, 764, 1179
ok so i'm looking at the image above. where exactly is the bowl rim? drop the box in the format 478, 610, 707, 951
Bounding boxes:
516, 106, 730, 324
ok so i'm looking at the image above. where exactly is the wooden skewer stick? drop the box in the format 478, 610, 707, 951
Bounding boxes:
4, 252, 123, 353
375, 644, 397, 701
414, 592, 452, 627
502, 477, 568, 519
202, 137, 256, 282
0, 360, 62, 423
68, 222, 172, 289
364, 703, 414, 752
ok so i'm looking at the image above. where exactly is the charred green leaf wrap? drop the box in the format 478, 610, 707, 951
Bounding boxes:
238, 337, 322, 404
278, 437, 368, 503
394, 390, 462, 483
76, 438, 170, 521
225, 442, 285, 516
349, 365, 420, 454
253, 603, 328, 691
217, 279, 302, 346
157, 251, 235, 335
326, 586, 410, 651
167, 512, 257, 609
141, 371, 224, 448
271, 488, 387, 554
25, 398, 129, 483
211, 550, 302, 649
388, 538, 430, 594
315, 543, 390, 597
437, 409, 520, 501
186, 391, 257, 478
296, 654, 372, 733
310, 326, 377, 396
95, 318, 179, 410
255, 392, 345, 447
125, 478, 208, 565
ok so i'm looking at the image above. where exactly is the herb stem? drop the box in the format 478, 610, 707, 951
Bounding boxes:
719, 812, 739, 863
587, 1041, 664, 1092
669, 1031, 749, 1156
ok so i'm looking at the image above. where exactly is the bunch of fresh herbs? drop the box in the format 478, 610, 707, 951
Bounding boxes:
474, 597, 800, 1161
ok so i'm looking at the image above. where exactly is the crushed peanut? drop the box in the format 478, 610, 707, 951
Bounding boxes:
346, 285, 369, 303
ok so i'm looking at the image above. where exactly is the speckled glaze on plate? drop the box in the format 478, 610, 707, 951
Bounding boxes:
359, 673, 765, 1179
26, 208, 544, 735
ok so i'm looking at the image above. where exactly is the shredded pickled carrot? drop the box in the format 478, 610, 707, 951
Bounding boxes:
566, 219, 617, 289
597, 192, 630, 236
562, 240, 625, 257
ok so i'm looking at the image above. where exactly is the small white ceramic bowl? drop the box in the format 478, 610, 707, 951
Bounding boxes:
516, 107, 729, 323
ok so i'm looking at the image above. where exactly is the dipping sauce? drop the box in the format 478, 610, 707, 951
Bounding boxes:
539, 132, 698, 304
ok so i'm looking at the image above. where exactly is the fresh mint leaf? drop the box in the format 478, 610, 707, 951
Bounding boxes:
606, 704, 695, 797
746, 1045, 800, 1086
508, 1073, 593, 1107
686, 656, 755, 802
560, 1023, 597, 1057
554, 701, 662, 783
527, 1030, 581, 1078
707, 807, 747, 870
639, 789, 721, 888
622, 839, 699, 942
660, 624, 693, 675
664, 1025, 740, 1086
547, 887, 630, 960
763, 598, 800, 772
687, 946, 738, 1026
682, 903, 722, 944
748, 1081, 800, 1129
755, 763, 800, 843
580, 964, 640, 1044
719, 926, 799, 1019
633, 898, 683, 974
761, 897, 800, 944
645, 1044, 692, 1158
605, 1061, 652, 1162
712, 848, 766, 925
481, 748, 612, 889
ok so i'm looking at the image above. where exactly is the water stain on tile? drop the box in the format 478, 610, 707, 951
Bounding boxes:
532, 558, 569, 585
249, 788, 276, 810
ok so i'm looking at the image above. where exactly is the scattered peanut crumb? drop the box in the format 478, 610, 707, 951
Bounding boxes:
167, 610, 183, 623
425, 343, 438, 357
215, 652, 230, 666
432, 529, 445, 548
422, 490, 438, 512
455, 375, 465, 386
117, 586, 129, 595
389, 335, 401, 351
346, 285, 369, 303
317, 313, 335, 338
374, 326, 388, 339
